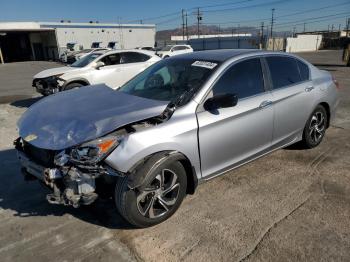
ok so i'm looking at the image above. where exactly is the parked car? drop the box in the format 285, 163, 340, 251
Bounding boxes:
17, 50, 338, 227
136, 46, 155, 52
32, 49, 161, 95
156, 44, 193, 58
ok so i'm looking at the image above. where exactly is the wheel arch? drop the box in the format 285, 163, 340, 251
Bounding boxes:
61, 78, 90, 90
127, 150, 198, 195
319, 102, 331, 128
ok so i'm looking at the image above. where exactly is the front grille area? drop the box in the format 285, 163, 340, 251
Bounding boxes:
23, 141, 56, 168
32, 79, 48, 89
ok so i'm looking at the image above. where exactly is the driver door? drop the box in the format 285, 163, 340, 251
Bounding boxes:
196, 57, 274, 178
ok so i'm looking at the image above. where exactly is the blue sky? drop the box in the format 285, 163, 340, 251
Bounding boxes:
1, 0, 349, 32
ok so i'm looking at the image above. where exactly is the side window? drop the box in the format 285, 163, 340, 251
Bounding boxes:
120, 52, 150, 63
266, 56, 301, 89
296, 59, 310, 81
212, 58, 265, 99
100, 53, 121, 66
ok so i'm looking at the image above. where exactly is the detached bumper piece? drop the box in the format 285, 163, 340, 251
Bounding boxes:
32, 78, 60, 96
15, 138, 100, 208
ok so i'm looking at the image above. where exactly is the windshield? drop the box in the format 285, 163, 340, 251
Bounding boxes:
119, 58, 220, 103
71, 53, 102, 67
161, 46, 173, 51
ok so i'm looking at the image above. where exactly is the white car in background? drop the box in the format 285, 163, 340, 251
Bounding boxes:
156, 45, 193, 58
33, 49, 161, 95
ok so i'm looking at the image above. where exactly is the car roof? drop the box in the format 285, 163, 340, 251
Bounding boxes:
103, 49, 157, 57
171, 49, 264, 62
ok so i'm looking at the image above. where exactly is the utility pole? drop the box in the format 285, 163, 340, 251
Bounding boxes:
270, 8, 275, 51
185, 12, 189, 40
303, 23, 306, 33
195, 8, 203, 39
182, 9, 185, 41
328, 24, 330, 32
237, 24, 241, 48
293, 26, 296, 37
260, 22, 264, 49
346, 18, 350, 37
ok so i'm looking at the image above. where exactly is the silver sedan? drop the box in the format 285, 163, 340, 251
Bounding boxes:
16, 49, 339, 227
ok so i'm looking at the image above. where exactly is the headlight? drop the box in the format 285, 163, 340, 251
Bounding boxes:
70, 136, 119, 164
48, 74, 63, 80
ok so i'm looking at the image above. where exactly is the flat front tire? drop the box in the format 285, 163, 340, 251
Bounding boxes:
115, 160, 187, 228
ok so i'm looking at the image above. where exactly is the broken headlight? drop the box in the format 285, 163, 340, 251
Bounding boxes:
70, 136, 119, 164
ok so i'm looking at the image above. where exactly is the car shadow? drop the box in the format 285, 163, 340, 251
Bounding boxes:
0, 148, 134, 230
313, 63, 346, 67
10, 97, 42, 108
283, 142, 308, 151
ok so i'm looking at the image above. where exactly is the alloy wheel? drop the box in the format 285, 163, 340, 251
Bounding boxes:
308, 111, 325, 144
136, 169, 180, 219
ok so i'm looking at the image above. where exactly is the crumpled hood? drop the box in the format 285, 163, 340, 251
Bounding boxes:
33, 66, 80, 79
18, 85, 169, 150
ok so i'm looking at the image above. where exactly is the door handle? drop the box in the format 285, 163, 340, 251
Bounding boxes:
305, 86, 314, 92
259, 100, 273, 109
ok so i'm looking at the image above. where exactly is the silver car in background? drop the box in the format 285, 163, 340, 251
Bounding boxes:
15, 49, 339, 227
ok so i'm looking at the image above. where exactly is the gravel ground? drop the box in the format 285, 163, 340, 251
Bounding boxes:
0, 50, 349, 262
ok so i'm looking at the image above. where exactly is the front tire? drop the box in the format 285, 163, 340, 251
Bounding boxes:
115, 160, 187, 228
63, 82, 84, 91
301, 105, 328, 148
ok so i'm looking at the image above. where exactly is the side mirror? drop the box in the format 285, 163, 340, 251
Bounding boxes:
95, 61, 105, 69
204, 93, 238, 111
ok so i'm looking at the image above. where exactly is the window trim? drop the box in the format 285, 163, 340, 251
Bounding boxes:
263, 54, 312, 91
200, 55, 269, 105
295, 58, 311, 82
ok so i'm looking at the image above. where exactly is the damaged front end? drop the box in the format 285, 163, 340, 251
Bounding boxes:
32, 75, 64, 96
14, 134, 124, 208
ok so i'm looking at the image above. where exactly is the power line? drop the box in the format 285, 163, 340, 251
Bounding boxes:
201, 0, 291, 13
200, 1, 350, 26
126, 0, 257, 23
273, 11, 350, 28
274, 13, 350, 30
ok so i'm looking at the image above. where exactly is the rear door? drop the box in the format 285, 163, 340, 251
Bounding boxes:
118, 52, 153, 87
197, 57, 274, 178
265, 55, 314, 146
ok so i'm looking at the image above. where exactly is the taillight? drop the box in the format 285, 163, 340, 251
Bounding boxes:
332, 75, 340, 90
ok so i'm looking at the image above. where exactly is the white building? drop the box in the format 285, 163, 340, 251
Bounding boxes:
0, 21, 155, 63
286, 34, 323, 53
171, 33, 252, 41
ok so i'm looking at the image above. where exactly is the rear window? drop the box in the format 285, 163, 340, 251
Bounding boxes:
266, 56, 301, 89
120, 52, 150, 63
296, 60, 310, 81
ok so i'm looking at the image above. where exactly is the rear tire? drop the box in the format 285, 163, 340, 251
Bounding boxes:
115, 160, 187, 228
300, 105, 328, 149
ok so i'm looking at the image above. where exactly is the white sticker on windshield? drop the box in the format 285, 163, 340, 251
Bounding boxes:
192, 61, 218, 69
